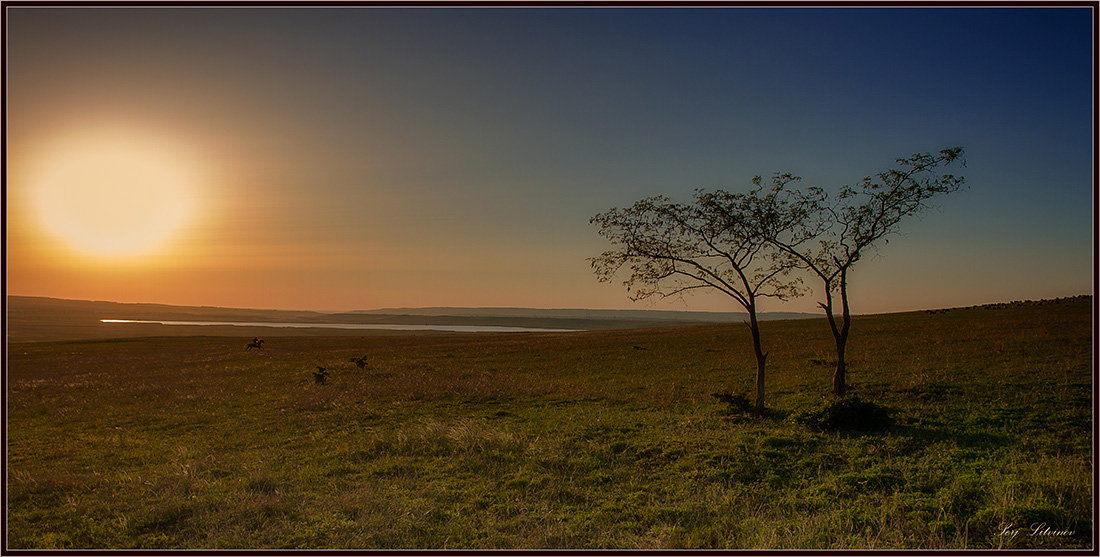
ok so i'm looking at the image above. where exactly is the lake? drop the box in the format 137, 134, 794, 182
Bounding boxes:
99, 319, 583, 333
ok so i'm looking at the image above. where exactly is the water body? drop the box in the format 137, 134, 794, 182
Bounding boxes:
100, 319, 582, 333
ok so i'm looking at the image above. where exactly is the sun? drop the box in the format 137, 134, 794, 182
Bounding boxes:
29, 130, 201, 257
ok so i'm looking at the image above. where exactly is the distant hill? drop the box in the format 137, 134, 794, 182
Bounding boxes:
5, 296, 818, 343
348, 306, 816, 322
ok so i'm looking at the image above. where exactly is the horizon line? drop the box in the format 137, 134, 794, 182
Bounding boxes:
6, 293, 1092, 318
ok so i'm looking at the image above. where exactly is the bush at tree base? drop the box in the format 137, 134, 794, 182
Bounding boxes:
793, 396, 894, 431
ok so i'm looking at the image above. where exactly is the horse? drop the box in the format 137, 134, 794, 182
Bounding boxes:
245, 338, 264, 351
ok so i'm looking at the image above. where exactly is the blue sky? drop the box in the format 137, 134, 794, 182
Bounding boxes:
6, 6, 1094, 312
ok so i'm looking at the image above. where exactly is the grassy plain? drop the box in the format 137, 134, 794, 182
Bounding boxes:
6, 297, 1093, 549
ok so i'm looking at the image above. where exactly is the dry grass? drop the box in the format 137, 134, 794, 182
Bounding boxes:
6, 297, 1093, 548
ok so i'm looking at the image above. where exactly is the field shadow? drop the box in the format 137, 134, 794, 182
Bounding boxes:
717, 407, 791, 423
889, 421, 1015, 450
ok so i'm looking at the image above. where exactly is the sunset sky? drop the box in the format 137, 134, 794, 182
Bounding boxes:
5, 6, 1093, 314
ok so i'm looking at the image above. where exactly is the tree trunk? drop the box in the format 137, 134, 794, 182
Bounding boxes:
819, 278, 842, 396
819, 274, 850, 397
832, 267, 852, 397
747, 305, 768, 412
832, 333, 848, 397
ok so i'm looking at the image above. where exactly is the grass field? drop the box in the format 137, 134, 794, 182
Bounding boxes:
6, 297, 1093, 549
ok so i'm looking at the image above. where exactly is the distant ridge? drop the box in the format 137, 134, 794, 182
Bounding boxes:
7, 295, 1089, 343
348, 306, 817, 322
7, 296, 817, 323
6, 296, 817, 343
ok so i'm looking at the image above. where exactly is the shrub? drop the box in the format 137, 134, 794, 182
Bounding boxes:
712, 391, 756, 415
793, 396, 894, 432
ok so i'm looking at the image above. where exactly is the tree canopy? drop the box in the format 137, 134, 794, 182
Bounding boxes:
754, 147, 967, 395
591, 190, 804, 410
590, 147, 966, 402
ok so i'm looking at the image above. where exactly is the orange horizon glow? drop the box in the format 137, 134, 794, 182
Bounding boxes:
6, 117, 1089, 315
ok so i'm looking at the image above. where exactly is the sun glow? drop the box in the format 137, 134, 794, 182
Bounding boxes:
29, 130, 202, 257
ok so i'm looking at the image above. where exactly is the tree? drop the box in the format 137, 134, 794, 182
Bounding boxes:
590, 191, 802, 411
753, 147, 966, 396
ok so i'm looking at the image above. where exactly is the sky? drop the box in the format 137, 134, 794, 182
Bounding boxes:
5, 6, 1094, 314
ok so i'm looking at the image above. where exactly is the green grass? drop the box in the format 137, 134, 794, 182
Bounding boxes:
7, 297, 1092, 549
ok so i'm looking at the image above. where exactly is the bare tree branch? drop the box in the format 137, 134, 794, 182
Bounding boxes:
590, 188, 804, 411
753, 146, 966, 396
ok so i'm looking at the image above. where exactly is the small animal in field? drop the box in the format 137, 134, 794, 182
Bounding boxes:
245, 338, 265, 351
313, 366, 330, 384
349, 356, 369, 370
